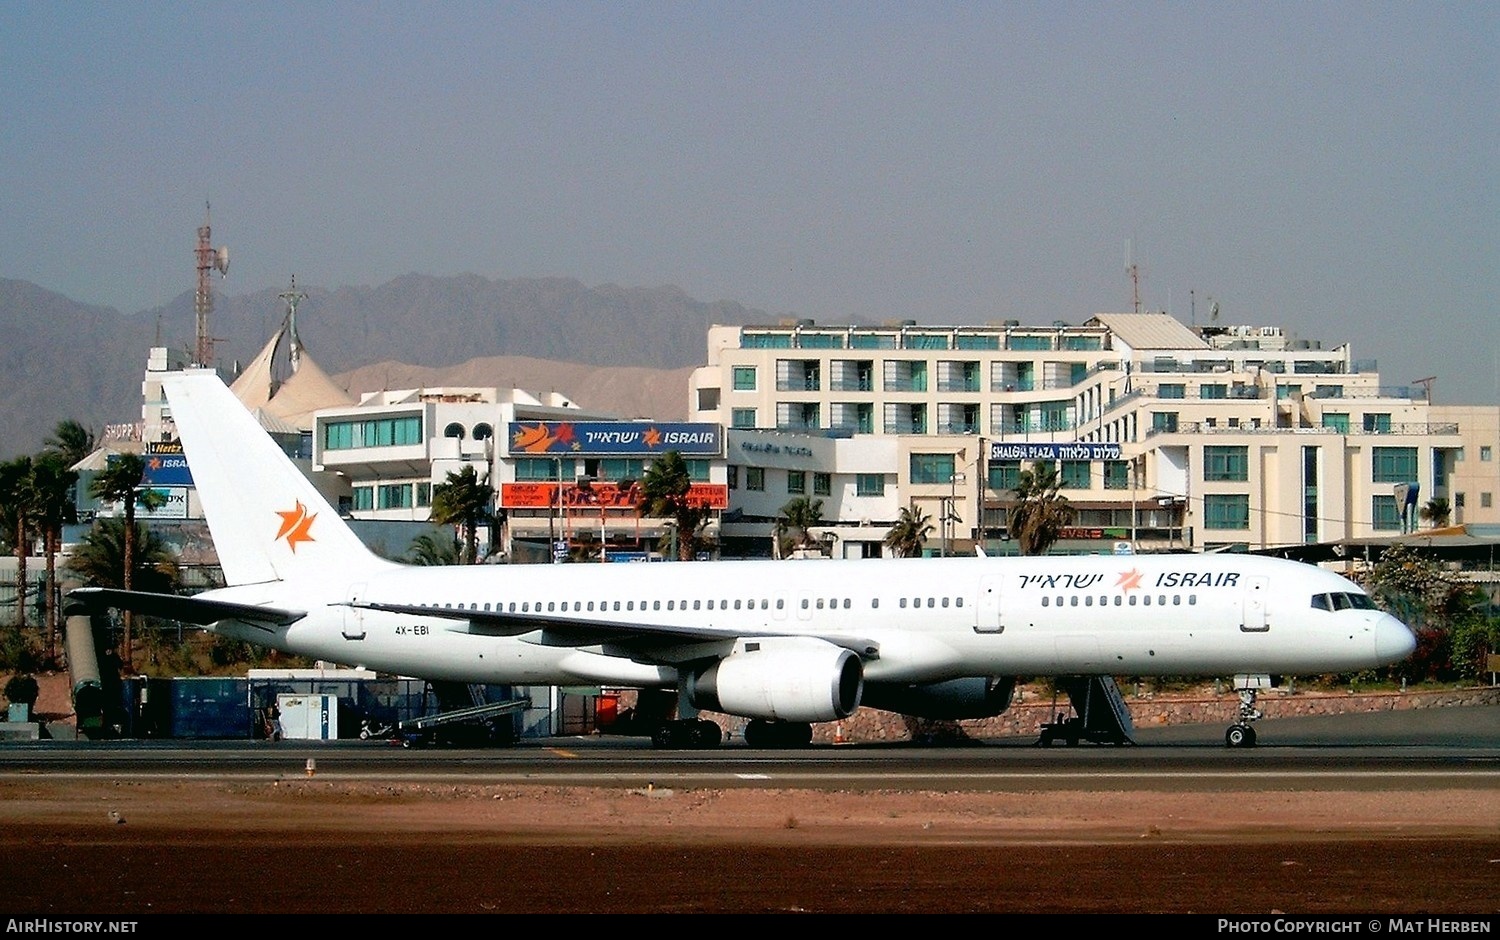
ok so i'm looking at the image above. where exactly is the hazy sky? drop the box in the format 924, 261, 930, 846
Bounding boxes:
4, 3, 1495, 401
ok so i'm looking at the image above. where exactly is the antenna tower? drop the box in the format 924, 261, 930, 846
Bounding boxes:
1125, 239, 1141, 313
193, 203, 230, 367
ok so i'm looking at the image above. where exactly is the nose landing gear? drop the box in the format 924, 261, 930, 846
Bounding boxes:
1225, 676, 1268, 748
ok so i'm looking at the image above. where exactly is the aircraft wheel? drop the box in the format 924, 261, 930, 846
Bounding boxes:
1225, 724, 1255, 748
651, 723, 680, 749
692, 720, 723, 749
743, 720, 768, 748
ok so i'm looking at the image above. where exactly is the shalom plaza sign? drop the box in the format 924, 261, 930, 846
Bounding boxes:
987, 442, 1123, 462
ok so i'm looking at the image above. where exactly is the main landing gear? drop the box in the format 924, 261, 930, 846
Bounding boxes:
650, 718, 723, 750
741, 719, 813, 749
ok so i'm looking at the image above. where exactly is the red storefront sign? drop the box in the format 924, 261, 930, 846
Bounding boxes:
501, 481, 729, 510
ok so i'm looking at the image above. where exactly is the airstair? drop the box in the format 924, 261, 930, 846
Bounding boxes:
1037, 675, 1135, 746
396, 681, 527, 746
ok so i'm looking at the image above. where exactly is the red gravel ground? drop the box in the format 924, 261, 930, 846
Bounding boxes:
2, 779, 1496, 914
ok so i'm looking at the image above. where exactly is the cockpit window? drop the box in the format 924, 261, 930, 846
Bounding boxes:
1312, 592, 1379, 612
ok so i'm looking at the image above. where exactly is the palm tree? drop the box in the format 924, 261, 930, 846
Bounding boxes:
883, 503, 934, 558
774, 496, 825, 558
88, 453, 166, 668
638, 451, 706, 561
44, 419, 95, 467
406, 531, 463, 566
0, 456, 35, 631
1419, 497, 1452, 529
1007, 461, 1076, 556
29, 452, 76, 662
67, 516, 179, 594
430, 465, 494, 565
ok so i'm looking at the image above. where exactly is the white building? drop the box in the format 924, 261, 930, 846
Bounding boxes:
690, 313, 1494, 554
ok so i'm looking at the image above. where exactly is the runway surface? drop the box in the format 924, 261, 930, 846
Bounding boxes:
3, 704, 1497, 789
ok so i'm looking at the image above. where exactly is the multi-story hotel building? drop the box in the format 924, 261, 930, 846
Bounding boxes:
690, 312, 1491, 555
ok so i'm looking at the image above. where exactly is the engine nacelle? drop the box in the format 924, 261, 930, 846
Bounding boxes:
686, 637, 863, 723
861, 676, 1016, 720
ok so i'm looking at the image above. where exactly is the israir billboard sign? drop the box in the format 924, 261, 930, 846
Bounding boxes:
509, 422, 722, 456
988, 442, 1122, 462
142, 442, 194, 486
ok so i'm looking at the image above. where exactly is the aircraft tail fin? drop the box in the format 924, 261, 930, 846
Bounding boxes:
161, 370, 394, 586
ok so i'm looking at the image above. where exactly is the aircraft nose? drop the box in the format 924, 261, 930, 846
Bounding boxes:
1374, 614, 1417, 664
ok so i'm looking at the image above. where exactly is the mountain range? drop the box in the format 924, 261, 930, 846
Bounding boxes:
0, 275, 767, 455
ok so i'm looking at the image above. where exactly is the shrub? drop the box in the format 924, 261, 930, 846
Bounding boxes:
4, 673, 39, 707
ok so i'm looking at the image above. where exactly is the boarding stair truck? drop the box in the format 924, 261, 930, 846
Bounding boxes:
1037, 675, 1136, 746
393, 681, 527, 747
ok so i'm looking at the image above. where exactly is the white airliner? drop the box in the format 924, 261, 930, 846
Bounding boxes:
74, 371, 1416, 748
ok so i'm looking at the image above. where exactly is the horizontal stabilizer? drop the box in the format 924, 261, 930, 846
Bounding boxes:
69, 587, 306, 627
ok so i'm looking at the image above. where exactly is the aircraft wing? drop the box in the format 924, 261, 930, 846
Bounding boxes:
351, 600, 881, 658
69, 587, 307, 627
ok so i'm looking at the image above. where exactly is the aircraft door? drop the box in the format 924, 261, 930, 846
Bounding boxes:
1241, 576, 1269, 632
342, 583, 367, 641
795, 592, 813, 621
974, 575, 1003, 634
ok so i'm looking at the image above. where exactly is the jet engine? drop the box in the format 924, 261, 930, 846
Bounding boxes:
860, 676, 1016, 720
686, 636, 863, 723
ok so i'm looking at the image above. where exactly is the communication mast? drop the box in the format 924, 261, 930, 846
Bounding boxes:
1125, 239, 1141, 314
193, 203, 230, 367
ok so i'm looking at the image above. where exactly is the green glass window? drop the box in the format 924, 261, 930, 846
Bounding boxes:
1203, 446, 1249, 482
377, 483, 412, 509
1203, 493, 1249, 530
1059, 460, 1090, 489
323, 415, 422, 450
514, 458, 575, 481
987, 460, 1019, 491
732, 366, 757, 391
909, 453, 956, 485
1371, 495, 1401, 531
1103, 460, 1131, 490
1371, 447, 1417, 483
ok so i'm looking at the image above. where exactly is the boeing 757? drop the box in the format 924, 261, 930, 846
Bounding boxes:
73, 371, 1416, 747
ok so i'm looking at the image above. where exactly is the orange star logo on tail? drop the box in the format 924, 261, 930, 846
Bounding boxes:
274, 501, 317, 552
1115, 567, 1144, 591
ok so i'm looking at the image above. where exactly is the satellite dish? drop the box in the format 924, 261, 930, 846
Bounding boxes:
215, 246, 230, 276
